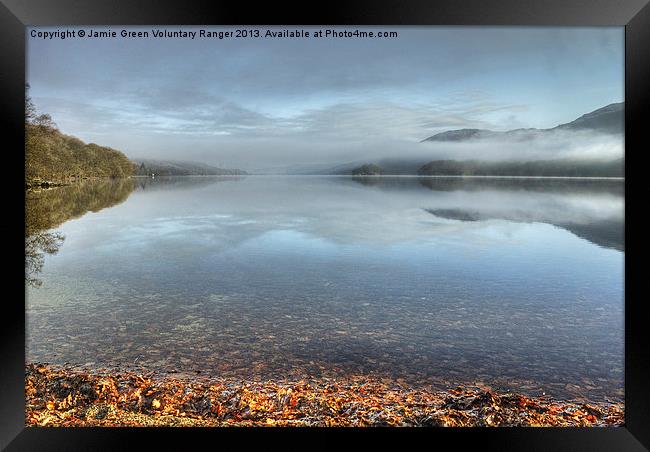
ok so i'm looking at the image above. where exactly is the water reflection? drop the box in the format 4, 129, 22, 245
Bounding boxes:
111, 175, 623, 252
25, 176, 624, 402
417, 177, 623, 251
25, 178, 136, 286
25, 231, 64, 287
345, 177, 624, 251
133, 175, 244, 192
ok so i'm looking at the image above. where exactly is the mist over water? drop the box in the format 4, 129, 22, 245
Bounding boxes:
108, 119, 626, 174
26, 176, 624, 402
419, 130, 623, 161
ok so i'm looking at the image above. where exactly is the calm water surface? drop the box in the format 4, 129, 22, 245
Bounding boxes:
26, 176, 624, 402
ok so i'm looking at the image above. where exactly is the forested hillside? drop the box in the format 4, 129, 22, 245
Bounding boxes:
417, 158, 624, 177
26, 90, 134, 187
133, 159, 247, 176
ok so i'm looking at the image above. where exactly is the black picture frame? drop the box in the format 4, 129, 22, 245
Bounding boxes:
2, 0, 648, 449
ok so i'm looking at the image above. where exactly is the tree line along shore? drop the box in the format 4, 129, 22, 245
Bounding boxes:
25, 91, 134, 190
25, 90, 246, 188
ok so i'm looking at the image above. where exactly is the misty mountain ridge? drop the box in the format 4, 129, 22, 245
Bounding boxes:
327, 103, 625, 177
133, 103, 623, 177
417, 157, 624, 178
295, 157, 624, 178
133, 159, 247, 176
422, 102, 623, 142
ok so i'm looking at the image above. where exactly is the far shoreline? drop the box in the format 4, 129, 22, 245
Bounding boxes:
267, 174, 625, 180
136, 174, 625, 180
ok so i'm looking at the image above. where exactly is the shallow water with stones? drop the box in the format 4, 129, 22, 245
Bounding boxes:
26, 176, 624, 402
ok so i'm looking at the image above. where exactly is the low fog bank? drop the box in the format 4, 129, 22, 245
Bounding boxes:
113, 103, 623, 174
264, 129, 623, 175
84, 126, 625, 175
37, 90, 623, 175
417, 129, 623, 162
91, 176, 623, 251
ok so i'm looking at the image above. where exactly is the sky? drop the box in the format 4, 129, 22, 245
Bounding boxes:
27, 26, 624, 172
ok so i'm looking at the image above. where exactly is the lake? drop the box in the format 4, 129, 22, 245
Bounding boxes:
25, 176, 624, 402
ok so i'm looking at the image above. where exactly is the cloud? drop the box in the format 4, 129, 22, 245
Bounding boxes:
34, 92, 623, 171
418, 129, 624, 161
27, 26, 623, 170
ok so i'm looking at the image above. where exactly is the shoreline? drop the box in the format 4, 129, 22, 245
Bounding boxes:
26, 363, 624, 427
218, 174, 625, 179
26, 176, 135, 191
25, 174, 625, 183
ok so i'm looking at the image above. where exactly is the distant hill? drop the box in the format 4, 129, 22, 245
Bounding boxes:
133, 159, 247, 176
306, 158, 426, 176
552, 102, 624, 134
278, 161, 367, 175
421, 102, 623, 142
344, 158, 624, 178
417, 158, 624, 177
351, 164, 383, 176
341, 103, 624, 177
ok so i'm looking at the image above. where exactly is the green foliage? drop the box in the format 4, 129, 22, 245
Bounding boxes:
26, 178, 136, 236
25, 89, 134, 184
133, 159, 247, 176
351, 164, 383, 176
